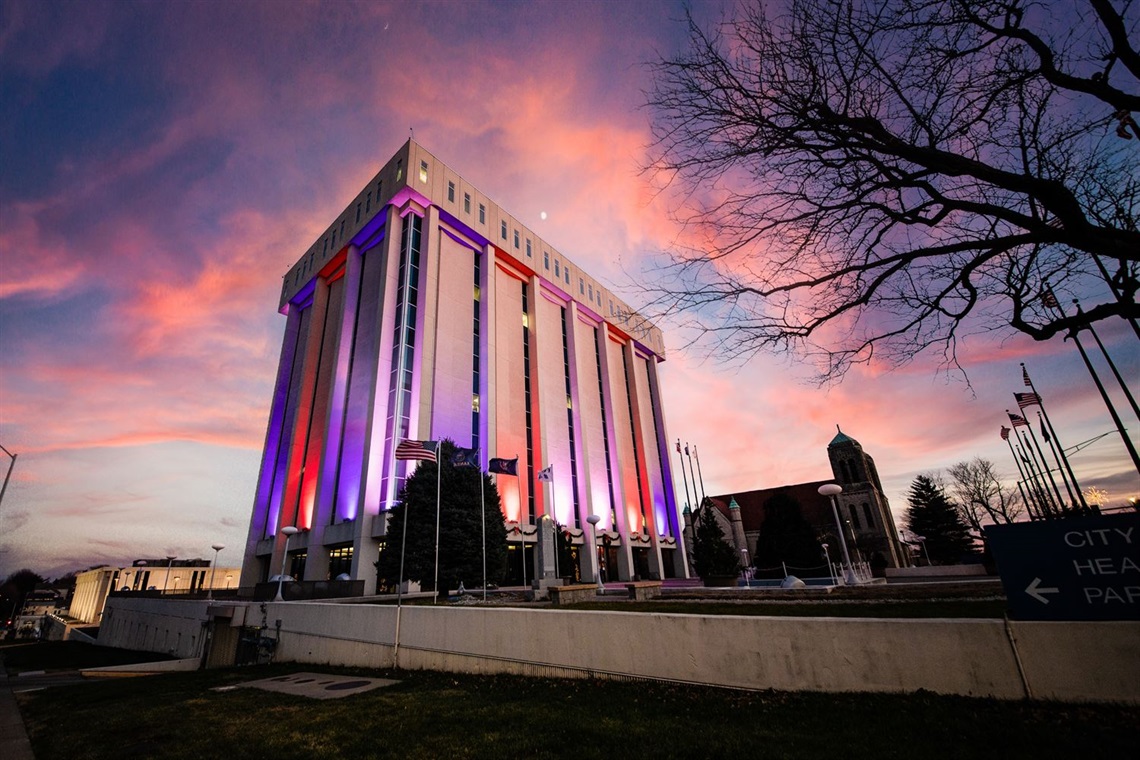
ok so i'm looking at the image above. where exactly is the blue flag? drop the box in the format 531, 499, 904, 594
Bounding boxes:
488, 457, 518, 476
451, 446, 479, 468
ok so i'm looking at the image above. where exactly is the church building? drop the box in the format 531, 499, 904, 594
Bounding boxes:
704, 428, 907, 575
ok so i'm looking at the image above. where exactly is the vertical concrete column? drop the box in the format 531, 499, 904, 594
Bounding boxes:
598, 328, 633, 581
646, 355, 689, 577
622, 339, 664, 580
480, 243, 496, 463
241, 302, 303, 590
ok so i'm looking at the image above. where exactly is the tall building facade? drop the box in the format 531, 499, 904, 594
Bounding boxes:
240, 140, 686, 593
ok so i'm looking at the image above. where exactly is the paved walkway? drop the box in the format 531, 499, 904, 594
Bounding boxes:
0, 653, 36, 760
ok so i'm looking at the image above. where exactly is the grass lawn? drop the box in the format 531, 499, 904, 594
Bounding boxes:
12, 653, 1139, 759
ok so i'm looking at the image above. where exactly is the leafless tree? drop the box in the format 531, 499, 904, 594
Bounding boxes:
947, 457, 1025, 534
643, 0, 1139, 379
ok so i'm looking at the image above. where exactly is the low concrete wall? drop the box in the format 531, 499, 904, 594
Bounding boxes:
100, 598, 1140, 704
885, 565, 989, 578
99, 597, 211, 659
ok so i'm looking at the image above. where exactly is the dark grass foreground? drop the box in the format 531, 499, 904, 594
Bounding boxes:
15, 662, 1139, 760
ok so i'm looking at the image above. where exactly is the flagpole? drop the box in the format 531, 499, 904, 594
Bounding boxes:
1003, 430, 1039, 520
1039, 411, 1079, 511
693, 444, 707, 505
519, 463, 527, 593
676, 439, 693, 513
480, 451, 487, 602
1021, 364, 1089, 511
1089, 254, 1140, 342
1065, 321, 1140, 476
1024, 420, 1067, 513
1075, 302, 1140, 422
685, 444, 699, 508
1017, 432, 1055, 517
433, 450, 442, 603
394, 489, 410, 669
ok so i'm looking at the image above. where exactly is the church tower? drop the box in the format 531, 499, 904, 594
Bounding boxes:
827, 427, 906, 569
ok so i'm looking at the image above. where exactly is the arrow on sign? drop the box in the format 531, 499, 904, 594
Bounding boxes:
1025, 577, 1060, 604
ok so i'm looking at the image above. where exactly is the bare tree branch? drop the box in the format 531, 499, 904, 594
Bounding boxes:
641, 0, 1140, 379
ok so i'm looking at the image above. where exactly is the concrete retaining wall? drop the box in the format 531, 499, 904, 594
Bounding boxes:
99, 598, 1140, 703
99, 597, 212, 658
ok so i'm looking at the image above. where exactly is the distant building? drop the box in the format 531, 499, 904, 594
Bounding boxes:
240, 139, 685, 593
68, 559, 240, 625
703, 428, 907, 575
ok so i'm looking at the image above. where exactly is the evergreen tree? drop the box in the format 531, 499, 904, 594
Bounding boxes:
690, 500, 741, 579
753, 492, 821, 576
905, 475, 975, 565
375, 440, 508, 594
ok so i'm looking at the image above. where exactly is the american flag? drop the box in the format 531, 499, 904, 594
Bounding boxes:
1022, 366, 1033, 387
1007, 412, 1029, 428
395, 439, 438, 462
1014, 392, 1042, 410
1000, 426, 1011, 441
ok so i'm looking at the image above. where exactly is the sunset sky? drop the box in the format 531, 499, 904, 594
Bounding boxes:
1, 0, 1136, 579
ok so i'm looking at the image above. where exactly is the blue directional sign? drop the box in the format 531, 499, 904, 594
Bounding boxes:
984, 513, 1140, 621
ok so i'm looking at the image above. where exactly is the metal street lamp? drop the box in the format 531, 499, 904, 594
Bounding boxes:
274, 526, 299, 602
821, 542, 835, 586
162, 556, 176, 595
818, 484, 856, 584
208, 544, 225, 600
586, 514, 604, 593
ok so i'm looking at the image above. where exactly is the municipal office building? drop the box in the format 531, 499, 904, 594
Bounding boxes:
239, 140, 686, 592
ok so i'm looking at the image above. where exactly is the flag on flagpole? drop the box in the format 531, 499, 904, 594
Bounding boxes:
1000, 426, 1011, 441
1040, 416, 1051, 444
676, 440, 681, 454
395, 439, 439, 462
537, 465, 553, 482
1014, 392, 1042, 410
1022, 366, 1032, 387
488, 457, 518, 476
684, 444, 690, 456
451, 446, 479, 468
1007, 412, 1029, 428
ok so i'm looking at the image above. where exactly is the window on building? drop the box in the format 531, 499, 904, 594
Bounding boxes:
448, 181, 455, 203
526, 239, 532, 257
564, 269, 569, 285
848, 504, 861, 530
555, 260, 560, 277
396, 160, 403, 182
479, 204, 486, 224
501, 220, 508, 240
863, 502, 874, 526
328, 546, 353, 579
580, 277, 585, 295
588, 284, 593, 300
419, 160, 428, 183
366, 191, 372, 213
544, 251, 550, 270
514, 230, 520, 249
464, 193, 471, 214
356, 203, 361, 223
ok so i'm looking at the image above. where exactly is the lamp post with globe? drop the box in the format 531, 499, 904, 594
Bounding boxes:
817, 484, 856, 584
208, 544, 225, 600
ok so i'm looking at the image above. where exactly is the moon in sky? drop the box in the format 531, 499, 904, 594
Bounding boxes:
540, 211, 547, 220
